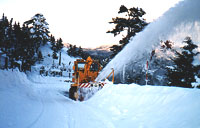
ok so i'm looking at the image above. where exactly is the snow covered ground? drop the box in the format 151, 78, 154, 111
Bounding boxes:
0, 69, 200, 128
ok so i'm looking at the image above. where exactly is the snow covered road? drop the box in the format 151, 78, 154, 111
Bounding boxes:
1, 70, 200, 128
0, 70, 115, 128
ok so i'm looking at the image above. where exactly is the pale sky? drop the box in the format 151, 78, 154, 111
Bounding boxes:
0, 0, 182, 48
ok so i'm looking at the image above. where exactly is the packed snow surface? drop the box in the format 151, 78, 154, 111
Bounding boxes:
1, 70, 200, 128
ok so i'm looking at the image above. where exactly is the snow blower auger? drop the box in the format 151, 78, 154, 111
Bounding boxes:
69, 56, 114, 101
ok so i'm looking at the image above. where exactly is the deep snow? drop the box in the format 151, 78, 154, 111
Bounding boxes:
0, 70, 200, 128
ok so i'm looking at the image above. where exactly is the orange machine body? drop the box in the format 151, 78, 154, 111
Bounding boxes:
71, 56, 102, 86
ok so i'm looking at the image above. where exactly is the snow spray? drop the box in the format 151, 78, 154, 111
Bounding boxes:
96, 0, 200, 82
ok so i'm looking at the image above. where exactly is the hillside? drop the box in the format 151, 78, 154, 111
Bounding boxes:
29, 42, 77, 77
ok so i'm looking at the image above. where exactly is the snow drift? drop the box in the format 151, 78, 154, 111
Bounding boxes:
97, 0, 200, 81
86, 84, 200, 128
1, 70, 200, 128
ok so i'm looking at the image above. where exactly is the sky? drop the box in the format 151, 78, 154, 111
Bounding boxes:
0, 0, 182, 48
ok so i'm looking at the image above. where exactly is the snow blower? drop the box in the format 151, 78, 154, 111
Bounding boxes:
69, 56, 114, 101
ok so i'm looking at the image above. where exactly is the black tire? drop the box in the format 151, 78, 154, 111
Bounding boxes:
69, 86, 78, 100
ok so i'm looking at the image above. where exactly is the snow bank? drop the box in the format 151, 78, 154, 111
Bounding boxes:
0, 70, 38, 128
0, 70, 70, 128
0, 69, 111, 128
86, 84, 200, 128
0, 69, 32, 88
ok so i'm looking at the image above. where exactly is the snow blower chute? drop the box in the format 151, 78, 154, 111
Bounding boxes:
69, 56, 114, 101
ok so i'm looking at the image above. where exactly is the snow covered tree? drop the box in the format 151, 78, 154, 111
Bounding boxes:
24, 13, 50, 52
166, 37, 200, 88
0, 14, 12, 55
50, 35, 58, 59
50, 35, 56, 51
20, 24, 36, 72
107, 5, 148, 58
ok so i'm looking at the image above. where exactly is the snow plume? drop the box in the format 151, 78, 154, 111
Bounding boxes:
96, 0, 200, 82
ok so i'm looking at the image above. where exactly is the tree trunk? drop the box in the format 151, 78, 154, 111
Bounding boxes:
59, 52, 61, 65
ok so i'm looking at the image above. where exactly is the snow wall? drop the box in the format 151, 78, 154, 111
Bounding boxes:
86, 84, 200, 128
96, 0, 200, 82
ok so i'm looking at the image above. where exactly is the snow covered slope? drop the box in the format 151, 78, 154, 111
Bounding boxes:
1, 70, 200, 128
30, 42, 76, 77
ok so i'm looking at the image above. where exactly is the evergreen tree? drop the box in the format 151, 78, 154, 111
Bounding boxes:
107, 5, 148, 58
21, 24, 36, 72
24, 13, 50, 52
0, 13, 56, 73
67, 44, 73, 56
13, 22, 23, 60
166, 37, 200, 88
50, 35, 56, 51
72, 45, 78, 57
110, 45, 122, 58
67, 44, 88, 58
50, 35, 58, 59
0, 15, 11, 54
77, 46, 83, 57
56, 38, 63, 51
67, 44, 78, 57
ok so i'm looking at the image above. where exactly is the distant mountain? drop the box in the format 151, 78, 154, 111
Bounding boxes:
83, 45, 112, 58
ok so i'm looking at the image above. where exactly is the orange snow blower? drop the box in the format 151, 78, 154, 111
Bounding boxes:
69, 56, 114, 101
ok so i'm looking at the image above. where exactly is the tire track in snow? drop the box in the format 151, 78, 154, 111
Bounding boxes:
25, 93, 45, 128
82, 103, 116, 128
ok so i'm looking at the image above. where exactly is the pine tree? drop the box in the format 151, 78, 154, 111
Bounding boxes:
77, 46, 83, 57
110, 45, 122, 58
0, 14, 7, 54
13, 22, 22, 60
24, 13, 50, 52
72, 45, 78, 57
67, 44, 78, 57
0, 15, 11, 54
21, 24, 36, 72
56, 38, 63, 51
0, 13, 49, 72
67, 44, 73, 56
107, 5, 148, 58
50, 35, 56, 51
167, 37, 200, 88
50, 35, 58, 60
